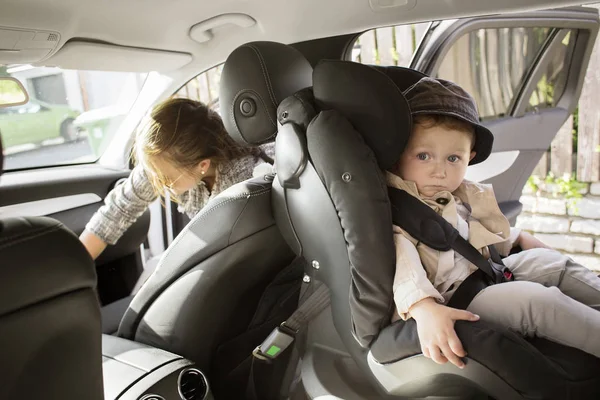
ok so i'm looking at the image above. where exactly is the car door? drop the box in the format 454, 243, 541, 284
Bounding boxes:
0, 68, 152, 306
411, 6, 599, 224
0, 164, 151, 304
0, 64, 226, 308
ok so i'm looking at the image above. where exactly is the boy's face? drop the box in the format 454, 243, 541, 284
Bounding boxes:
395, 122, 476, 197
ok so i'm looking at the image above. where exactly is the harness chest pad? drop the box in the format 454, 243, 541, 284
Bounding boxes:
388, 186, 457, 251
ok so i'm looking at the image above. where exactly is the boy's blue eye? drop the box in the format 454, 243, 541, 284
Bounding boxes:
417, 153, 429, 161
448, 155, 460, 163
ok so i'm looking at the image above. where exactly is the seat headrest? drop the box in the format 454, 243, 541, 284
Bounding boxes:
220, 41, 313, 146
313, 61, 425, 170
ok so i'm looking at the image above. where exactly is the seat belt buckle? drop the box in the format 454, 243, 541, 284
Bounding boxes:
502, 267, 514, 281
252, 322, 297, 361
488, 258, 514, 283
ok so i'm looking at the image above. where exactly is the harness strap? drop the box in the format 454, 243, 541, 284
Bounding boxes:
446, 269, 490, 310
452, 235, 512, 284
388, 186, 514, 310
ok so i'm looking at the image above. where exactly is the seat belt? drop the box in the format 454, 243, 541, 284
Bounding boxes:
247, 280, 330, 400
388, 187, 514, 309
446, 244, 513, 309
452, 232, 513, 284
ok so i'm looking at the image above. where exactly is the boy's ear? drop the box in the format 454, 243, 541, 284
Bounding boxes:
469, 151, 476, 161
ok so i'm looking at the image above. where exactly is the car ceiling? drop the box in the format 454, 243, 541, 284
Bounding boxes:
1, 0, 596, 76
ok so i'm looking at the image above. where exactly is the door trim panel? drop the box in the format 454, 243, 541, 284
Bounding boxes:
0, 193, 102, 218
0, 164, 129, 206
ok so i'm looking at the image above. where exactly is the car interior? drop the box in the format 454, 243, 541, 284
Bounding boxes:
2, 0, 600, 399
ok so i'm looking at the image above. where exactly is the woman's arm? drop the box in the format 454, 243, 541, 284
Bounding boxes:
81, 165, 158, 259
79, 229, 108, 260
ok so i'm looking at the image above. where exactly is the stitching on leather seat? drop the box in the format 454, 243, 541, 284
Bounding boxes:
247, 44, 278, 108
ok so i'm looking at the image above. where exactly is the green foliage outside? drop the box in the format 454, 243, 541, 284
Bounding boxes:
527, 173, 587, 214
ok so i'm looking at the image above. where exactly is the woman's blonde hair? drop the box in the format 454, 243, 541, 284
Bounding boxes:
133, 97, 259, 197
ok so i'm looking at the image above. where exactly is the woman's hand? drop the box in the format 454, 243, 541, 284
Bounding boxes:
516, 231, 550, 251
79, 229, 108, 260
409, 297, 480, 369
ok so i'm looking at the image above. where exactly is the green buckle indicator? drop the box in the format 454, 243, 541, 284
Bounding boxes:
253, 323, 296, 361
266, 345, 281, 357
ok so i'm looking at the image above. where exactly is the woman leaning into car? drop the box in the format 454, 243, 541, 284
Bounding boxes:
80, 97, 273, 260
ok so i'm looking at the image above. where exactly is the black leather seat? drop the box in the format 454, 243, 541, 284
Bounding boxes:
114, 42, 314, 387
0, 137, 104, 400
222, 45, 600, 399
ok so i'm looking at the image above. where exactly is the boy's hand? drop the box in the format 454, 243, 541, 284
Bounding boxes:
517, 231, 550, 251
409, 298, 480, 369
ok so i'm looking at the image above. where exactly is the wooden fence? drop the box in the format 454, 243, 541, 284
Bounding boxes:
533, 17, 600, 183
177, 19, 600, 182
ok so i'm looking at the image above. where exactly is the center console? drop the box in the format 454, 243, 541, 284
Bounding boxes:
102, 335, 213, 400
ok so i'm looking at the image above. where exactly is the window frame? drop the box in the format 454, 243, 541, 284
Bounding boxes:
514, 27, 587, 116
343, 17, 587, 122
417, 16, 598, 119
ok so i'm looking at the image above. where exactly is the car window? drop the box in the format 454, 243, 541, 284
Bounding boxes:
526, 30, 577, 113
173, 64, 223, 113
351, 23, 430, 67
435, 27, 554, 120
352, 23, 580, 122
0, 66, 147, 171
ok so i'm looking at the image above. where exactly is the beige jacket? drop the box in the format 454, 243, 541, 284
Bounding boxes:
387, 172, 520, 321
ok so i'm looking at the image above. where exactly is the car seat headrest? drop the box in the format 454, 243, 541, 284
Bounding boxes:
313, 61, 423, 170
220, 41, 313, 146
